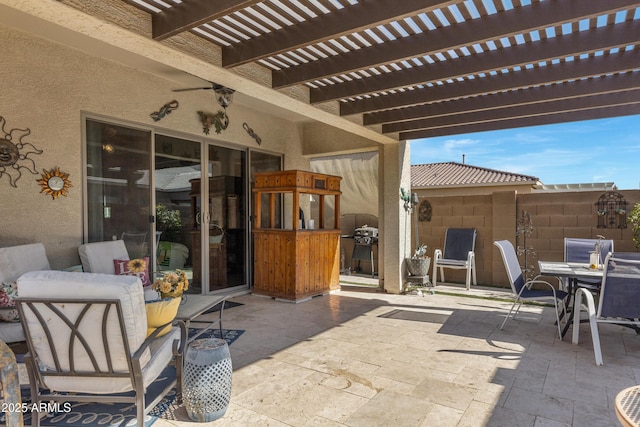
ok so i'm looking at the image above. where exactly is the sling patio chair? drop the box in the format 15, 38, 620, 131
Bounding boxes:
494, 240, 568, 339
572, 253, 640, 366
432, 228, 477, 290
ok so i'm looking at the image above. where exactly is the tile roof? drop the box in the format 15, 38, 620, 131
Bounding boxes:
411, 162, 539, 188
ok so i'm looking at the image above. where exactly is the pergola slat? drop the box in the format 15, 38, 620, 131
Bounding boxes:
384, 89, 640, 133
399, 103, 640, 139
311, 20, 640, 103
221, 0, 459, 67
341, 50, 640, 115
366, 72, 640, 126
151, 0, 261, 40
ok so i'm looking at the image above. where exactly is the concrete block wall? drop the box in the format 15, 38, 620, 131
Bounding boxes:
415, 189, 640, 288
416, 193, 494, 286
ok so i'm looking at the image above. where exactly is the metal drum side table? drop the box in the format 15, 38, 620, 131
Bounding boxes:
183, 338, 233, 422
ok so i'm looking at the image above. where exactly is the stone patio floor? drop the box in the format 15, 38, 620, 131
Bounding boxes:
154, 280, 639, 426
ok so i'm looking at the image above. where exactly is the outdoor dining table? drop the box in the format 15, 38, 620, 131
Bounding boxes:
537, 261, 604, 337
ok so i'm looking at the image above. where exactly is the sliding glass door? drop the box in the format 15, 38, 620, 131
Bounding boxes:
154, 137, 248, 293
85, 119, 152, 260
85, 117, 281, 293
154, 134, 201, 288
206, 144, 246, 291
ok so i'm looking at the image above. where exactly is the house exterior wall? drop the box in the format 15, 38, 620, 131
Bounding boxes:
0, 24, 309, 268
414, 189, 640, 288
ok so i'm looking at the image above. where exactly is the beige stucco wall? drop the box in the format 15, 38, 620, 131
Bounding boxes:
414, 189, 640, 288
0, 24, 308, 268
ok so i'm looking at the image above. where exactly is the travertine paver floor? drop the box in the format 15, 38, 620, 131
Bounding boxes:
154, 282, 639, 427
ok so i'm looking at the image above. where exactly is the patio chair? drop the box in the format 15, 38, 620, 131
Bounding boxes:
16, 270, 186, 427
0, 243, 51, 343
433, 228, 477, 290
121, 231, 149, 259
494, 240, 568, 339
78, 239, 130, 274
572, 253, 640, 366
564, 237, 614, 292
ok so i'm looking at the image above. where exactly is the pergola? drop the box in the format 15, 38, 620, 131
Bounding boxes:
122, 0, 640, 139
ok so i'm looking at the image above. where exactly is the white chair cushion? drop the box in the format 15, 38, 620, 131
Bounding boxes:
17, 270, 150, 388
78, 240, 129, 274
0, 243, 51, 282
0, 321, 24, 343
43, 326, 180, 394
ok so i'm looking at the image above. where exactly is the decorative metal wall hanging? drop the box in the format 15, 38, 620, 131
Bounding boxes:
595, 191, 627, 228
243, 122, 262, 145
418, 200, 432, 222
150, 100, 179, 122
37, 167, 72, 200
0, 116, 43, 187
198, 111, 229, 135
516, 209, 536, 281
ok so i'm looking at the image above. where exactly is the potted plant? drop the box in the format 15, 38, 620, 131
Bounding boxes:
156, 204, 182, 241
406, 244, 431, 277
628, 202, 640, 249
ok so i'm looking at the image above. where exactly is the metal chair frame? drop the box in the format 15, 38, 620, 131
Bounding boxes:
16, 298, 185, 427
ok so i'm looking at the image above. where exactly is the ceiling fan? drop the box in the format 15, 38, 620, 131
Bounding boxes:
172, 82, 235, 109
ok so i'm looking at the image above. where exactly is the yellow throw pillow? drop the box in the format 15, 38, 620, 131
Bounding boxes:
145, 297, 181, 338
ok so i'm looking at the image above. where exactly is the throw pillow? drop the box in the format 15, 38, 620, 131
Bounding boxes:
114, 257, 150, 286
145, 297, 181, 338
0, 307, 20, 322
0, 281, 18, 308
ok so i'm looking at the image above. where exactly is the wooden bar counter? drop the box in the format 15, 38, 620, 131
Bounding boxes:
253, 170, 341, 302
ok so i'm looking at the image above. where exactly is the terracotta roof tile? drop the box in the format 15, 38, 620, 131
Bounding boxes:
411, 162, 539, 188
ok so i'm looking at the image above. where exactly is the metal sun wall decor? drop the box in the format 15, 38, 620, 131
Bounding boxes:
37, 166, 72, 200
595, 191, 627, 229
150, 100, 179, 122
243, 122, 262, 145
0, 115, 43, 188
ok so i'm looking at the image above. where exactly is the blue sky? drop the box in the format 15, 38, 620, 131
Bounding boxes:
410, 114, 640, 190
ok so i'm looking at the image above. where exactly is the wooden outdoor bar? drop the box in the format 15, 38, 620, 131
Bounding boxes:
252, 170, 341, 301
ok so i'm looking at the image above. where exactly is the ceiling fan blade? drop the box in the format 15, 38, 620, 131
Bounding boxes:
172, 86, 213, 92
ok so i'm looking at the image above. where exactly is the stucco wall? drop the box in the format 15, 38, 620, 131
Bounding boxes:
0, 24, 308, 268
414, 189, 640, 288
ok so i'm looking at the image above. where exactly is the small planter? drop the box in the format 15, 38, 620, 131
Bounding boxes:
406, 257, 431, 276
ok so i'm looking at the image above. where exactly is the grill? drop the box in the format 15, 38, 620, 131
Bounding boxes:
351, 225, 379, 278
354, 226, 379, 245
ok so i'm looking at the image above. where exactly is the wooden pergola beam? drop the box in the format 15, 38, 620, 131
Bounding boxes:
221, 0, 458, 68
367, 72, 640, 126
385, 89, 640, 133
399, 103, 640, 139
273, 0, 636, 88
152, 0, 261, 40
341, 49, 639, 116
312, 20, 640, 103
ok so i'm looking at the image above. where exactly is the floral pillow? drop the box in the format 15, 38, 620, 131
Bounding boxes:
113, 257, 150, 286
0, 281, 18, 308
0, 282, 20, 322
